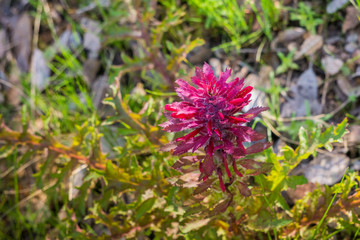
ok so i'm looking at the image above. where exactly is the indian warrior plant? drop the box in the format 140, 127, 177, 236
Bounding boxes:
160, 62, 272, 195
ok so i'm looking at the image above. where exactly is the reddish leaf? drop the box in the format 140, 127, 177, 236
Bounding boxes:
217, 168, 225, 192
193, 178, 216, 195
239, 159, 260, 169
238, 107, 269, 121
222, 154, 232, 178
203, 156, 215, 176
160, 141, 178, 152
209, 198, 232, 216
232, 160, 243, 177
173, 141, 195, 155
238, 181, 251, 197
176, 128, 202, 142
192, 135, 210, 153
246, 142, 272, 155
172, 156, 202, 169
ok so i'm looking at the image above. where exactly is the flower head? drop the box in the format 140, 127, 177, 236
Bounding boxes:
161, 63, 271, 192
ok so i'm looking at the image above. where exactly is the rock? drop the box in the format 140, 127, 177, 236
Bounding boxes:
81, 18, 101, 59
346, 32, 358, 43
83, 31, 101, 59
351, 160, 360, 171
281, 67, 322, 117
58, 27, 82, 50
297, 67, 318, 100
30, 48, 50, 91
344, 42, 357, 53
326, 0, 349, 14
304, 153, 349, 185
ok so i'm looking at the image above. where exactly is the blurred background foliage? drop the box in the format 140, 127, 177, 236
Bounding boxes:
0, 0, 359, 239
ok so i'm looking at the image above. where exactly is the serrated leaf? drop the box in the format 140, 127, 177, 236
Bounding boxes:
333, 118, 348, 141
282, 145, 295, 162
298, 127, 308, 154
105, 161, 137, 186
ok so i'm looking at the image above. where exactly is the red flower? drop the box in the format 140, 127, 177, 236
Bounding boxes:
161, 63, 271, 192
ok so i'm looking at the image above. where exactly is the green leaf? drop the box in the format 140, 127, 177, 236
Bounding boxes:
298, 127, 308, 154
269, 219, 292, 229
0, 145, 16, 158
287, 175, 308, 189
282, 145, 295, 162
145, 89, 177, 96
135, 197, 156, 220
333, 118, 348, 141
117, 128, 138, 135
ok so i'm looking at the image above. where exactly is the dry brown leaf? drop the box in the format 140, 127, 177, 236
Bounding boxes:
336, 75, 360, 97
284, 182, 322, 205
321, 56, 343, 75
342, 6, 359, 33
11, 13, 32, 72
347, 125, 360, 146
352, 49, 360, 65
83, 58, 100, 85
294, 35, 323, 60
277, 27, 306, 43
337, 75, 352, 96
92, 75, 108, 108
5, 63, 22, 106
0, 29, 8, 59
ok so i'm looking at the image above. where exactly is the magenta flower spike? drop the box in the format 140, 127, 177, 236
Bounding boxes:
160, 63, 271, 192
